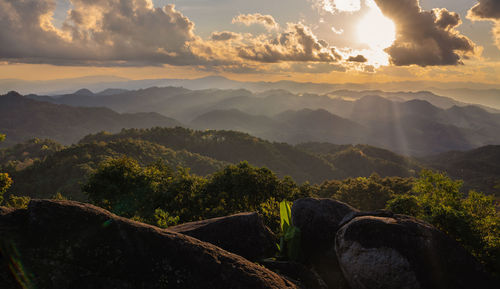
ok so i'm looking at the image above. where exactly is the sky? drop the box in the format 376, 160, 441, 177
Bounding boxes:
1, 0, 500, 84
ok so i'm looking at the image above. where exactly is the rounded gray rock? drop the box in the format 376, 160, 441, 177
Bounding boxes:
335, 215, 495, 289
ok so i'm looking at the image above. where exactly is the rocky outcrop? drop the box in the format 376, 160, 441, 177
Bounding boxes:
291, 198, 357, 258
170, 212, 275, 261
335, 214, 496, 289
261, 259, 329, 289
291, 198, 357, 289
0, 200, 297, 289
1, 198, 495, 289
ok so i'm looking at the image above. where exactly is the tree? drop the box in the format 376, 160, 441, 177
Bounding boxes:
0, 133, 12, 205
334, 173, 393, 211
0, 173, 13, 205
83, 157, 160, 218
386, 170, 500, 274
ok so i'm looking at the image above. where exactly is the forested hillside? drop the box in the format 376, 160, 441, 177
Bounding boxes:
0, 128, 424, 200
421, 145, 500, 197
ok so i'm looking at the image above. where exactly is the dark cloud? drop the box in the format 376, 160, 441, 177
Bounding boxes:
467, 0, 500, 49
237, 23, 342, 63
232, 13, 279, 30
211, 31, 241, 41
374, 0, 476, 66
468, 0, 500, 20
348, 55, 368, 63
0, 0, 205, 66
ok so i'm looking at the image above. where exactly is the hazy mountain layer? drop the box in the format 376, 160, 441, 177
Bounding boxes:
0, 91, 181, 147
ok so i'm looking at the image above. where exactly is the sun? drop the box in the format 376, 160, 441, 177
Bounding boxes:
356, 6, 396, 49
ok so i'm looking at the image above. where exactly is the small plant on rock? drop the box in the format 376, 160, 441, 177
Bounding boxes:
277, 200, 301, 261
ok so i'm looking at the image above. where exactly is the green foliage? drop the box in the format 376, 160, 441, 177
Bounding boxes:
83, 157, 160, 218
154, 208, 180, 228
317, 174, 413, 210
5, 138, 225, 200
4, 195, 30, 209
0, 134, 5, 142
386, 194, 421, 216
0, 173, 13, 205
51, 192, 68, 200
386, 170, 500, 274
277, 201, 301, 261
83, 158, 314, 233
332, 174, 395, 211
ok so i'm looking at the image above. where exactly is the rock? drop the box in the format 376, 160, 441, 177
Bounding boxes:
261, 259, 329, 289
292, 198, 358, 258
170, 212, 275, 261
0, 206, 14, 215
336, 215, 496, 289
291, 198, 357, 289
0, 200, 297, 289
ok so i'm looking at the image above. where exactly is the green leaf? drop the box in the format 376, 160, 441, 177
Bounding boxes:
279, 200, 292, 231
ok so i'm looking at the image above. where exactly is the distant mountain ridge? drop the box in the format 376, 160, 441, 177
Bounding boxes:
0, 91, 181, 147
2, 75, 499, 109
10, 86, 500, 155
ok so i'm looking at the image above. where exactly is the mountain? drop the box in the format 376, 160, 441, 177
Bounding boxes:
4, 138, 227, 200
272, 109, 368, 144
348, 96, 500, 155
328, 90, 500, 113
421, 145, 500, 197
77, 127, 340, 184
12, 88, 500, 155
0, 91, 182, 147
432, 88, 500, 110
75, 127, 421, 183
2, 127, 424, 200
4, 76, 499, 110
297, 142, 420, 179
190, 108, 367, 145
4, 128, 499, 201
190, 109, 278, 134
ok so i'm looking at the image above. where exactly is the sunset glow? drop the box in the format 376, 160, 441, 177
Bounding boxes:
356, 6, 396, 50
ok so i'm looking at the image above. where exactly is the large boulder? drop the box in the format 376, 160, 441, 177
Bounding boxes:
0, 200, 297, 289
292, 198, 358, 259
335, 214, 496, 289
170, 212, 275, 261
291, 198, 358, 289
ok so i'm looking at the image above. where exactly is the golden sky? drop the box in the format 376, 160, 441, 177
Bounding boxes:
1, 0, 500, 84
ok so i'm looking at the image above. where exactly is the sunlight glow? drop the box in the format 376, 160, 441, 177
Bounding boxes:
356, 4, 396, 50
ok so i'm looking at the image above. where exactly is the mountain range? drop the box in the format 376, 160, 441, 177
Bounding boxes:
2, 76, 499, 110
4, 87, 500, 156
0, 91, 180, 147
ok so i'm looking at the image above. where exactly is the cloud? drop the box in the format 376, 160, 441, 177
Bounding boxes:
211, 31, 241, 41
467, 0, 500, 49
348, 55, 368, 62
374, 0, 477, 66
232, 13, 279, 30
315, 0, 362, 13
0, 0, 206, 66
237, 22, 342, 63
468, 0, 500, 19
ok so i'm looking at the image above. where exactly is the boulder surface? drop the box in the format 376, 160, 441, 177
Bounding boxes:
335, 214, 496, 289
0, 200, 297, 289
170, 212, 275, 261
291, 198, 357, 289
